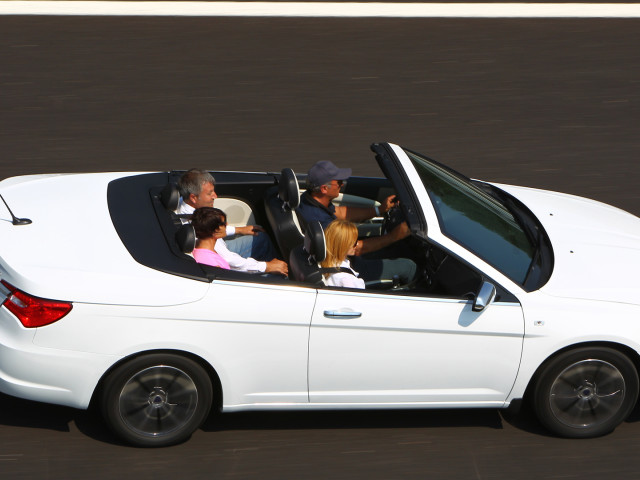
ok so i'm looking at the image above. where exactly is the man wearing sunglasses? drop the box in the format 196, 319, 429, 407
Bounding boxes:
298, 160, 416, 284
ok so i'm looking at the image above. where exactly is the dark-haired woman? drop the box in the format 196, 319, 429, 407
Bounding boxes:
191, 207, 230, 269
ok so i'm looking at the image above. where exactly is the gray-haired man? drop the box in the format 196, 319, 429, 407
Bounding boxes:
177, 169, 286, 275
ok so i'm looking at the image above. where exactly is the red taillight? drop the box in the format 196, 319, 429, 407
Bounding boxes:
1, 280, 72, 328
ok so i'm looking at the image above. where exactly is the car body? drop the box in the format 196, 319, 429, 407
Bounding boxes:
0, 142, 639, 446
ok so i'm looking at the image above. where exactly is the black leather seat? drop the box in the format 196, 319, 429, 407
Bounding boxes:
264, 168, 305, 261
160, 182, 185, 227
160, 182, 180, 211
289, 221, 326, 285
175, 223, 196, 254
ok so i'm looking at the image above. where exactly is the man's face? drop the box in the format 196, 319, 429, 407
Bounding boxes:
189, 181, 217, 208
322, 179, 344, 200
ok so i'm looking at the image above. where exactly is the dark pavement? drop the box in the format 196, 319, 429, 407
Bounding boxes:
1, 14, 639, 479
2, 16, 639, 214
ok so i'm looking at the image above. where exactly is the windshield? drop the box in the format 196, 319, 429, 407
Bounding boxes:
404, 149, 535, 285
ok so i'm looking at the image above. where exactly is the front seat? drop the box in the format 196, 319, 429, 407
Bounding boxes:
289, 220, 326, 285
264, 168, 305, 261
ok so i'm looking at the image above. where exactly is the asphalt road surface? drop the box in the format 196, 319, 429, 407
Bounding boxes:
1, 14, 640, 480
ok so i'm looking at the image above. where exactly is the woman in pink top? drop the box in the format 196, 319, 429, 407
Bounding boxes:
191, 207, 230, 269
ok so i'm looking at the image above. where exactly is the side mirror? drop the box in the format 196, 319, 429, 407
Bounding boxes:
473, 281, 496, 312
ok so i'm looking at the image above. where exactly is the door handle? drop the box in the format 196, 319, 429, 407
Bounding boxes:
323, 310, 362, 319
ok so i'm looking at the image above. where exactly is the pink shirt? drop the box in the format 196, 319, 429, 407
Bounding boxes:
192, 248, 230, 270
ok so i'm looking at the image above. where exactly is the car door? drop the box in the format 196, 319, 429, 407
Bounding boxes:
308, 287, 524, 406
189, 278, 318, 407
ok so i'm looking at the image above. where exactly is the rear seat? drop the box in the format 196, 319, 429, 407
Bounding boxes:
160, 183, 258, 229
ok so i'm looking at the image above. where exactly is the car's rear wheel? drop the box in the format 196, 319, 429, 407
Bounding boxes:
100, 353, 213, 447
533, 347, 638, 438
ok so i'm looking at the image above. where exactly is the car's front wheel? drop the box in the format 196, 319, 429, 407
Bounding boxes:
533, 347, 639, 438
100, 353, 213, 447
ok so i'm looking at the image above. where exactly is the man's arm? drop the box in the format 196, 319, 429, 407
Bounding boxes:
335, 205, 377, 222
354, 222, 410, 256
215, 239, 288, 275
215, 239, 266, 273
228, 225, 266, 236
334, 195, 398, 223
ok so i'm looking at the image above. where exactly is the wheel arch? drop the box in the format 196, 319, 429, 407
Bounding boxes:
523, 341, 640, 401
89, 349, 223, 411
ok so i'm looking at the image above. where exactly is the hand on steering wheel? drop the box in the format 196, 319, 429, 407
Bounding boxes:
382, 200, 406, 235
380, 195, 399, 215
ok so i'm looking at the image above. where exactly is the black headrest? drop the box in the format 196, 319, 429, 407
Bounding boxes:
175, 224, 196, 254
278, 168, 300, 209
160, 183, 180, 211
303, 221, 326, 263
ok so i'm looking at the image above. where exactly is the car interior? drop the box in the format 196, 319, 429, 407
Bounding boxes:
108, 169, 512, 302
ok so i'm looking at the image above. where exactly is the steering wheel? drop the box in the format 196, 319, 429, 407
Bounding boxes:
381, 200, 406, 235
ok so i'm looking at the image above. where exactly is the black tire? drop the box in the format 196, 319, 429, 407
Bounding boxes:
533, 347, 639, 438
100, 353, 213, 447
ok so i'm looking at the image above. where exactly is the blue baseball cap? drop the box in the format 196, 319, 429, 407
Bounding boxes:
307, 161, 352, 188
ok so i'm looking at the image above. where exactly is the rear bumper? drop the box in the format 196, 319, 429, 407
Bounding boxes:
0, 308, 117, 409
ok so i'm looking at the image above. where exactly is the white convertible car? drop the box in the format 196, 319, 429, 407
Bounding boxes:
0, 143, 638, 447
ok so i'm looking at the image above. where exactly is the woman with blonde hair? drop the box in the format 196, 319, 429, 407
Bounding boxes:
320, 219, 365, 289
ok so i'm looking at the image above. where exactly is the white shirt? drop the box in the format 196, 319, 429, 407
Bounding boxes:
176, 198, 266, 273
325, 259, 365, 289
212, 237, 266, 273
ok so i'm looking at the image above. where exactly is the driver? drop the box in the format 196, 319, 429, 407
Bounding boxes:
297, 160, 416, 284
